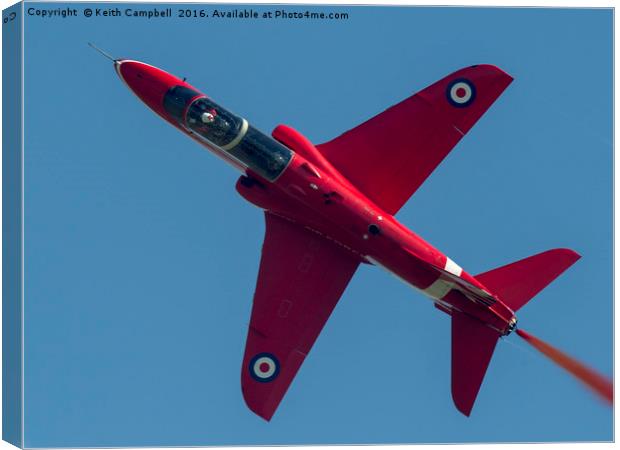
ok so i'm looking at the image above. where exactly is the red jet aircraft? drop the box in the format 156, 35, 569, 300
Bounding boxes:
98, 45, 611, 420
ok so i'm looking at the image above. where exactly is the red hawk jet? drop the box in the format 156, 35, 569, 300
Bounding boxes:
98, 45, 611, 420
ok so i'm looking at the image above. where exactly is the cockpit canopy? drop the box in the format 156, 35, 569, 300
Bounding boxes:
186, 97, 244, 148
163, 85, 201, 120
163, 85, 293, 181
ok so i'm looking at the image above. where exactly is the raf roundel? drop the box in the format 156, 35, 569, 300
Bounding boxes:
447, 78, 476, 107
249, 353, 280, 383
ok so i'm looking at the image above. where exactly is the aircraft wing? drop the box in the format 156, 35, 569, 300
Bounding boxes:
317, 65, 513, 214
241, 212, 360, 420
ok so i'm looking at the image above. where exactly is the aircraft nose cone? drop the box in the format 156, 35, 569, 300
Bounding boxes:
115, 60, 183, 118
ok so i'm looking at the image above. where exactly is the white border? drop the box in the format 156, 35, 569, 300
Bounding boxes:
21, 1, 25, 447
1, 2, 615, 450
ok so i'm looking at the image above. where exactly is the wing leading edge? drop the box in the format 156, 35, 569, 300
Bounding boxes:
241, 213, 360, 420
317, 64, 513, 214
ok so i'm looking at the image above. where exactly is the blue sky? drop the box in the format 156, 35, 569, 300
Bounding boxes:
20, 3, 612, 446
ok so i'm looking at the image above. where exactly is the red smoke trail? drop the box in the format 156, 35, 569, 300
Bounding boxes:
516, 329, 612, 405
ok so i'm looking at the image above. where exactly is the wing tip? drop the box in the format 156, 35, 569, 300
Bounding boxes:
241, 386, 276, 422
552, 247, 582, 261
468, 63, 514, 81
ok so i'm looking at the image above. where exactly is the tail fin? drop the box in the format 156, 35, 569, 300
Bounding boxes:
475, 248, 581, 312
451, 312, 500, 416
451, 248, 580, 416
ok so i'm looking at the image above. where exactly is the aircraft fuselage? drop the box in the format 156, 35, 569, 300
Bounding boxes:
115, 59, 517, 336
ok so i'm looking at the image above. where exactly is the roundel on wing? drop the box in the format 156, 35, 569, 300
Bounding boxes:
446, 78, 476, 107
249, 353, 280, 383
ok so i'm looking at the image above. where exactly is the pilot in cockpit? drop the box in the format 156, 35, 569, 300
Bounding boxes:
201, 109, 216, 124
187, 101, 233, 145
